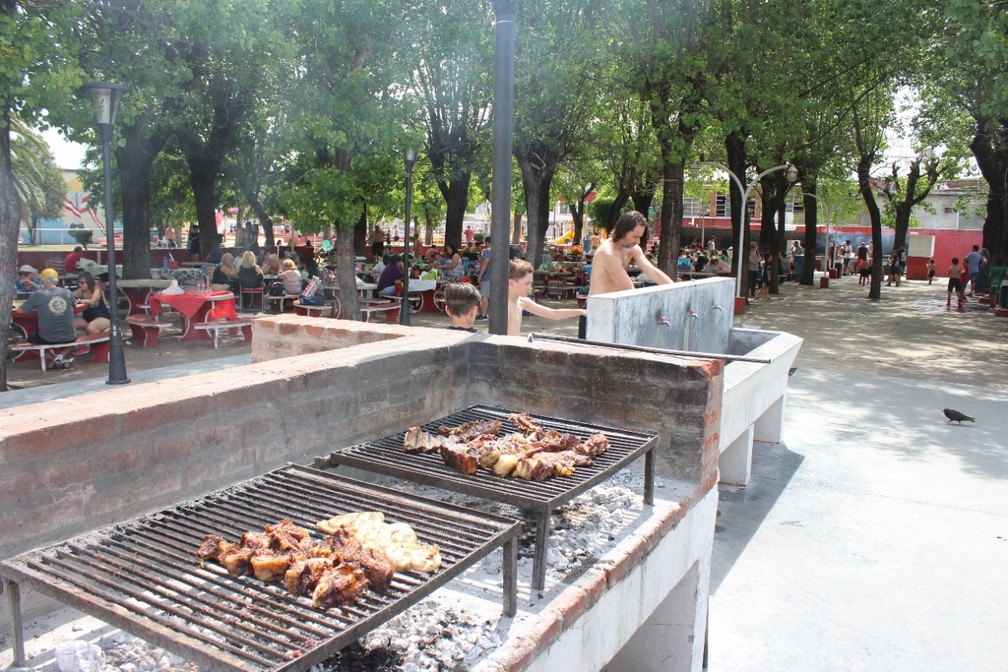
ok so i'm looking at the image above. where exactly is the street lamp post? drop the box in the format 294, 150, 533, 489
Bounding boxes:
488, 0, 519, 335
400, 147, 416, 326
692, 161, 797, 301
81, 81, 129, 385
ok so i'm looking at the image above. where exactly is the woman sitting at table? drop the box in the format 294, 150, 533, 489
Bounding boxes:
437, 243, 466, 282
262, 253, 281, 276
277, 258, 304, 294
237, 251, 265, 308
211, 252, 238, 291
72, 270, 111, 341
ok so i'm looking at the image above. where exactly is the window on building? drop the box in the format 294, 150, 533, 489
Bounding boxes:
684, 197, 702, 217
715, 194, 727, 217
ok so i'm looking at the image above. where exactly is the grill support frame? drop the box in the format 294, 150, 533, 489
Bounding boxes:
1, 465, 519, 672
322, 405, 658, 590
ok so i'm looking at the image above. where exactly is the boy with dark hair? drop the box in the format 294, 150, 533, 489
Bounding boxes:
508, 259, 586, 336
444, 282, 481, 332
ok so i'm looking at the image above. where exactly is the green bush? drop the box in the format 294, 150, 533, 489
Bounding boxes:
70, 229, 94, 249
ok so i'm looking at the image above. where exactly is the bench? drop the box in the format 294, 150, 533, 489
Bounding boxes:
265, 293, 300, 313
293, 299, 340, 318
359, 300, 400, 323
11, 332, 111, 372
125, 315, 173, 348
192, 318, 255, 348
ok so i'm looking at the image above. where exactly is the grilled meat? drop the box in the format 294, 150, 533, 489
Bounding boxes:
512, 450, 592, 480
250, 551, 301, 582
317, 513, 442, 574
577, 432, 610, 457
219, 547, 255, 576
508, 412, 544, 435
239, 531, 272, 551
195, 534, 233, 565
440, 442, 479, 475
403, 426, 449, 453
264, 520, 315, 553
312, 562, 369, 608
319, 529, 395, 591
437, 419, 501, 441
284, 557, 333, 595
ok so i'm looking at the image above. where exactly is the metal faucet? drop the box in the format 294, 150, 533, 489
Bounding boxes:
684, 309, 698, 350
657, 315, 670, 326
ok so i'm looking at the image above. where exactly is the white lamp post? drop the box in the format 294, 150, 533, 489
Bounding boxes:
692, 161, 797, 300
81, 81, 129, 384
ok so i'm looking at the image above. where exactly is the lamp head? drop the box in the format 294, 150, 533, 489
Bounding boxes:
81, 81, 125, 127
403, 147, 416, 172
785, 164, 798, 183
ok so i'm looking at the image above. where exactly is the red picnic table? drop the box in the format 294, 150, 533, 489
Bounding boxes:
148, 291, 236, 342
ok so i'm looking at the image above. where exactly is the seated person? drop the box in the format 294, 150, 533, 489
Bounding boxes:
372, 254, 388, 278
15, 265, 41, 294
438, 243, 466, 282
443, 282, 480, 333
237, 251, 265, 308
262, 253, 281, 276
423, 246, 441, 267
72, 270, 111, 336
20, 268, 78, 369
64, 247, 84, 273
211, 252, 238, 290
377, 255, 405, 297
507, 259, 586, 336
276, 258, 304, 294
710, 256, 731, 274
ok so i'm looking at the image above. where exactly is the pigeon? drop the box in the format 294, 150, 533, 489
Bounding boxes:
943, 408, 975, 424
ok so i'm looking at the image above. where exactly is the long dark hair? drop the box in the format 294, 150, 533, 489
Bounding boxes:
612, 210, 647, 242
78, 270, 97, 292
444, 243, 459, 257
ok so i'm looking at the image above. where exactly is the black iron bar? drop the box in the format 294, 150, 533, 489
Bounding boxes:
527, 332, 773, 363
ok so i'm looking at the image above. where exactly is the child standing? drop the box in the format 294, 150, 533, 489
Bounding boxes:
926, 258, 936, 285
443, 282, 481, 333
947, 257, 966, 309
508, 259, 586, 336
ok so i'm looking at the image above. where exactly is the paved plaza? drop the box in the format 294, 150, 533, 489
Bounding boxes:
2, 273, 1006, 670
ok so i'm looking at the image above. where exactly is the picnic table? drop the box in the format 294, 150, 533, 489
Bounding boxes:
148, 290, 236, 342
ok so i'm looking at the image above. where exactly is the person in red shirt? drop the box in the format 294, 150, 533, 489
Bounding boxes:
64, 246, 84, 273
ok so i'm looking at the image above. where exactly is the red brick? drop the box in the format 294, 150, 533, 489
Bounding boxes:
5, 414, 118, 462
551, 585, 590, 629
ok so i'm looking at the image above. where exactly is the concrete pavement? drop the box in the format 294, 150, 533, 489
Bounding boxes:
711, 274, 1008, 671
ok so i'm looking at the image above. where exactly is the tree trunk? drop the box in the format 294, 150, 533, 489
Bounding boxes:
0, 106, 20, 390
517, 154, 556, 270
630, 189, 655, 221
512, 211, 523, 246
656, 157, 684, 280
857, 155, 884, 300
801, 176, 818, 286
116, 121, 168, 279
438, 176, 470, 249
971, 121, 1008, 263
354, 208, 367, 257
334, 227, 359, 321
726, 130, 748, 297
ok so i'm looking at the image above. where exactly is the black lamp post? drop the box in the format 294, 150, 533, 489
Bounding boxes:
488, 0, 519, 335
400, 147, 416, 326
81, 81, 130, 384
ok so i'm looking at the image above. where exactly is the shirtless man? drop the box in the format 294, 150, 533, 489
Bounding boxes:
588, 210, 673, 295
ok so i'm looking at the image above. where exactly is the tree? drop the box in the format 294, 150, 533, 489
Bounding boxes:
405, 0, 493, 249
512, 0, 608, 268
0, 0, 81, 390
10, 118, 67, 244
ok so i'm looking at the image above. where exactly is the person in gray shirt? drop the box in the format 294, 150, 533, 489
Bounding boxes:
20, 268, 79, 369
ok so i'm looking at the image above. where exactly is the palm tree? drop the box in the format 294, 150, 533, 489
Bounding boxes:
10, 116, 66, 244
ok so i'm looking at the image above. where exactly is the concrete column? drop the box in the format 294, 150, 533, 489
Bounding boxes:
753, 394, 786, 443
719, 425, 753, 486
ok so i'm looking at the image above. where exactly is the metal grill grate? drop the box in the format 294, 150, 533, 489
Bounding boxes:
1, 465, 519, 672
320, 405, 657, 589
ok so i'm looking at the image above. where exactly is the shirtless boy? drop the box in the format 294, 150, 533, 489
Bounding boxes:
508, 259, 586, 336
588, 210, 673, 295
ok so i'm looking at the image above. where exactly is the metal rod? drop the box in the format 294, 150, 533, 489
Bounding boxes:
502, 537, 517, 617
532, 509, 551, 591
527, 333, 772, 364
